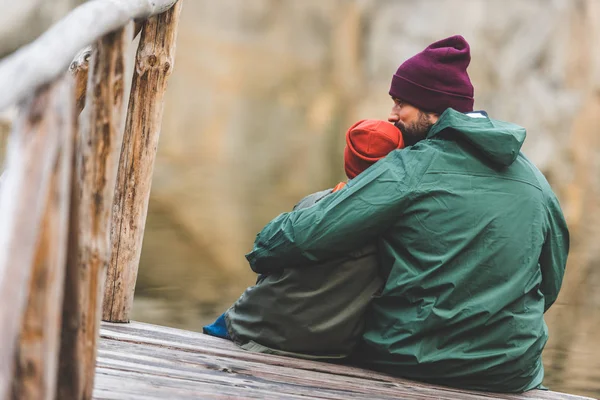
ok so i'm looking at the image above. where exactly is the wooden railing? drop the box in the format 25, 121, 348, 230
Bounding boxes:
0, 1, 182, 399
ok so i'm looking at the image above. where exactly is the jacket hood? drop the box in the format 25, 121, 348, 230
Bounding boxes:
427, 108, 526, 166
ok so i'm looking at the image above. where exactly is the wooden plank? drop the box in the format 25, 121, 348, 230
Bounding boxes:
12, 76, 74, 399
103, 2, 183, 323
98, 323, 543, 399
96, 340, 484, 400
97, 322, 594, 400
97, 340, 562, 400
94, 368, 312, 400
56, 23, 134, 400
0, 76, 72, 400
100, 324, 406, 383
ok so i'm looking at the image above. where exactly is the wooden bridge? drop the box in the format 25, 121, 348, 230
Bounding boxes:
95, 322, 592, 400
0, 1, 594, 399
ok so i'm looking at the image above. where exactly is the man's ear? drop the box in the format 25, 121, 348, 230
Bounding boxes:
428, 113, 440, 125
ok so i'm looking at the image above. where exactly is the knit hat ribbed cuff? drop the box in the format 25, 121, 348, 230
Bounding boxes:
390, 74, 474, 115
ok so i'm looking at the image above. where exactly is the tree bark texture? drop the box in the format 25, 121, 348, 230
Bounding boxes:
103, 2, 182, 323
0, 75, 73, 400
11, 77, 74, 400
56, 23, 133, 400
69, 46, 92, 115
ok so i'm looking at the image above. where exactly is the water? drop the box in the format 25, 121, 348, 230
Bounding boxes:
543, 303, 600, 398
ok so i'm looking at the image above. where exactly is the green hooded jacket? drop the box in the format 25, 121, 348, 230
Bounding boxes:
246, 109, 569, 393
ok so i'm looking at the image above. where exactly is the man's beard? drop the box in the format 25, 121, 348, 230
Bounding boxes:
394, 112, 435, 146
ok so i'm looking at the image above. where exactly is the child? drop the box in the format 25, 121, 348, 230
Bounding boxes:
204, 119, 404, 359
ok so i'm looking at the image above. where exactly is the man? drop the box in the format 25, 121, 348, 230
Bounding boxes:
246, 35, 569, 393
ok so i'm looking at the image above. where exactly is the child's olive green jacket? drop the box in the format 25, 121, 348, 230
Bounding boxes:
226, 188, 383, 359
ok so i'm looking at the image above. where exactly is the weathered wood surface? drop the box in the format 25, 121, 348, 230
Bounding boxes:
95, 322, 594, 400
11, 77, 74, 400
69, 46, 92, 115
57, 24, 134, 400
68, 20, 144, 117
103, 2, 183, 323
0, 0, 179, 112
0, 109, 12, 167
0, 76, 73, 400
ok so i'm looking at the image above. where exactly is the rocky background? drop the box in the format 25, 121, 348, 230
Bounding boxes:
136, 1, 600, 397
0, 0, 598, 397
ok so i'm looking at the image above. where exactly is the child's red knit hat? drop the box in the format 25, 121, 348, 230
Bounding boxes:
344, 119, 404, 179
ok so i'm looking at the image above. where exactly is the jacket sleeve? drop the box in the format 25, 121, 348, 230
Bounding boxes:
292, 188, 333, 211
245, 150, 422, 274
539, 193, 570, 312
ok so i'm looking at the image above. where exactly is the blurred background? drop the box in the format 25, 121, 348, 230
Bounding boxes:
1, 0, 599, 398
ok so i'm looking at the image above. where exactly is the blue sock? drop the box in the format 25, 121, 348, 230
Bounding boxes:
203, 313, 231, 340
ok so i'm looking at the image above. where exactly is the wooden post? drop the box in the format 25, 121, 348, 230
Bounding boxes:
56, 22, 133, 400
12, 78, 74, 400
0, 76, 73, 400
69, 46, 92, 115
103, 2, 182, 323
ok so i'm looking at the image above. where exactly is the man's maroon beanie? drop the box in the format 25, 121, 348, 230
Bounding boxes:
389, 35, 474, 114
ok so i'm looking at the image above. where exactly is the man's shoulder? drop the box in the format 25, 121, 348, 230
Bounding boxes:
515, 152, 558, 194
387, 139, 451, 178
